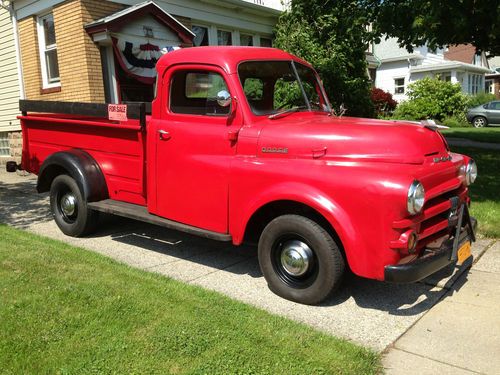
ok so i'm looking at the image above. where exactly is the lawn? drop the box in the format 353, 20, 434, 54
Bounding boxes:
440, 127, 500, 144
450, 146, 500, 238
0, 225, 379, 374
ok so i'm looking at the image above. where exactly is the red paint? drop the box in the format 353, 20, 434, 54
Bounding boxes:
19, 47, 473, 280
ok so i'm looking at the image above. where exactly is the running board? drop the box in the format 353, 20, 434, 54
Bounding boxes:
88, 199, 232, 242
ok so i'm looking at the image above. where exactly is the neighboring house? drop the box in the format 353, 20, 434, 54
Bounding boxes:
0, 0, 282, 157
486, 56, 500, 98
0, 3, 23, 164
374, 37, 492, 101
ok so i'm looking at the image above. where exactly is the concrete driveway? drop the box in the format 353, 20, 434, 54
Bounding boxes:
0, 170, 494, 351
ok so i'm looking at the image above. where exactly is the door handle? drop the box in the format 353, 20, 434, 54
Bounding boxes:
158, 130, 171, 141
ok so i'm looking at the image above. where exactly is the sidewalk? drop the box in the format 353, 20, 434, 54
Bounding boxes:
383, 240, 500, 374
445, 137, 500, 150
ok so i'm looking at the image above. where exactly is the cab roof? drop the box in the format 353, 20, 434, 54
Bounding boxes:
155, 46, 312, 74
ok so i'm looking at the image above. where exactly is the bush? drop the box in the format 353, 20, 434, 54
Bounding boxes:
392, 100, 426, 120
441, 114, 471, 128
371, 88, 397, 117
392, 77, 467, 121
466, 92, 496, 108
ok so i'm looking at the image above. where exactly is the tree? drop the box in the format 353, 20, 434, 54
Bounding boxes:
274, 1, 375, 117
367, 0, 500, 56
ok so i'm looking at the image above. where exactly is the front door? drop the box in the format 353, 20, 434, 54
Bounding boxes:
154, 66, 238, 233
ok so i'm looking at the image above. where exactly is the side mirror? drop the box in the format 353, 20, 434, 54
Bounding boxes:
216, 90, 232, 107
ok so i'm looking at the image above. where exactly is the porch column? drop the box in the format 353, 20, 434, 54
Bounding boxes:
450, 70, 458, 84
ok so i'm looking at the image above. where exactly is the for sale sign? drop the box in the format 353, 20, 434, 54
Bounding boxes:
108, 104, 128, 121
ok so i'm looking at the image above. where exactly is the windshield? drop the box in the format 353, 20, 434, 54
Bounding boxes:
238, 60, 331, 116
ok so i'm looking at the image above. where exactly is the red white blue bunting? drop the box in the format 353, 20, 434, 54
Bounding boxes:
112, 36, 180, 84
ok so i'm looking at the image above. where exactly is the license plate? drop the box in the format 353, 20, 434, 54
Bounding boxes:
457, 241, 472, 265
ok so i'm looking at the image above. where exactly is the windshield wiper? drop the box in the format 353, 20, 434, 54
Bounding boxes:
268, 106, 308, 119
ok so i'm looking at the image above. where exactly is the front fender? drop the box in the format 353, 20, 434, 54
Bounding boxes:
37, 149, 108, 202
231, 182, 357, 262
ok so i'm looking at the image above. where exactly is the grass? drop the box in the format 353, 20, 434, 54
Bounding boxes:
440, 127, 500, 144
450, 146, 500, 238
0, 225, 379, 374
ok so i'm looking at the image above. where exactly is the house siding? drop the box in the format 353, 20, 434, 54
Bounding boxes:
375, 60, 410, 102
0, 7, 21, 133
18, 0, 124, 102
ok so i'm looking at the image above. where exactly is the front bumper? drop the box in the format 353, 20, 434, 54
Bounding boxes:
384, 211, 477, 283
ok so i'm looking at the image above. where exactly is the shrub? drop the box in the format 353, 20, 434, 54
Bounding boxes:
441, 114, 471, 128
371, 88, 397, 117
392, 77, 467, 121
392, 100, 424, 120
466, 92, 496, 108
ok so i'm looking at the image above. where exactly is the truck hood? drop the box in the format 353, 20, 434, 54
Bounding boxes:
256, 115, 448, 164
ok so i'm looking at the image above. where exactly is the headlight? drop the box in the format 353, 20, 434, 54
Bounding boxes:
465, 159, 477, 185
407, 180, 425, 215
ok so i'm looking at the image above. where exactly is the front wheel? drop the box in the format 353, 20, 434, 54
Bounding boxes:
258, 215, 345, 305
472, 116, 487, 128
50, 175, 99, 237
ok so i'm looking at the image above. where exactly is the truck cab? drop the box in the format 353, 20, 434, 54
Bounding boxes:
13, 47, 477, 305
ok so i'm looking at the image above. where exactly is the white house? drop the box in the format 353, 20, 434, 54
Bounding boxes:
0, 0, 284, 161
374, 37, 492, 101
0, 2, 24, 162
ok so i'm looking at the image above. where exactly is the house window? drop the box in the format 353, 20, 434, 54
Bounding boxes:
368, 68, 376, 86
468, 74, 482, 94
37, 13, 60, 88
192, 25, 209, 46
217, 30, 232, 46
486, 79, 493, 94
260, 37, 272, 47
0, 132, 10, 157
473, 54, 482, 66
240, 34, 253, 46
394, 78, 405, 94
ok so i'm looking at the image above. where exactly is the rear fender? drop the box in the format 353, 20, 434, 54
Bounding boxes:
37, 149, 108, 202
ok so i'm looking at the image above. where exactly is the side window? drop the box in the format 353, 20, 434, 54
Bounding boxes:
170, 71, 230, 115
492, 102, 500, 110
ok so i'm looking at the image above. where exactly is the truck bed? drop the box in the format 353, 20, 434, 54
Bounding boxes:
19, 100, 149, 206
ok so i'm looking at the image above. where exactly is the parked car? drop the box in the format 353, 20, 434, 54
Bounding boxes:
467, 101, 500, 127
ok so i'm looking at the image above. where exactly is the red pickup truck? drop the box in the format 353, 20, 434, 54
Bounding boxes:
9, 47, 477, 304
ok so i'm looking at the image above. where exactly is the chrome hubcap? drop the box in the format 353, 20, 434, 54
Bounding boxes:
280, 240, 313, 277
60, 193, 76, 217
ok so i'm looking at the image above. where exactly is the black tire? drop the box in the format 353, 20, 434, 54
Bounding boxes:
258, 214, 345, 305
49, 174, 99, 237
472, 116, 487, 128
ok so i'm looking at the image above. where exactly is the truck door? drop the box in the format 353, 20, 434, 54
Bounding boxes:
154, 65, 239, 233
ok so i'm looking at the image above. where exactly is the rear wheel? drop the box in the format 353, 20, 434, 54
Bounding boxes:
258, 214, 345, 305
472, 116, 487, 128
50, 175, 99, 237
